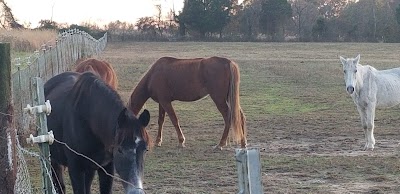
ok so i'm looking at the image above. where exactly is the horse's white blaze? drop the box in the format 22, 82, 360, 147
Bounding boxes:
133, 136, 142, 154
340, 54, 400, 150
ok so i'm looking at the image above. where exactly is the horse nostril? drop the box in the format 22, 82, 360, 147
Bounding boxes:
347, 86, 354, 94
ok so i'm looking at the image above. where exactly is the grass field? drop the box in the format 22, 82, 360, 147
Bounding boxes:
27, 42, 400, 193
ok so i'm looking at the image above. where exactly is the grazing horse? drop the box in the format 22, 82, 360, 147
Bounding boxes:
45, 72, 150, 194
128, 56, 247, 150
340, 54, 400, 150
75, 58, 118, 90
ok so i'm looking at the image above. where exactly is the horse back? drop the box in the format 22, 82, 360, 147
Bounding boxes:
146, 57, 232, 101
75, 58, 118, 89
366, 67, 400, 107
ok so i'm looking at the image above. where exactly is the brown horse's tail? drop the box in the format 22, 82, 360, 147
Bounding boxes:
228, 61, 247, 145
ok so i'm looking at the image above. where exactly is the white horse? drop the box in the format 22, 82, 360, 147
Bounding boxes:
340, 54, 400, 150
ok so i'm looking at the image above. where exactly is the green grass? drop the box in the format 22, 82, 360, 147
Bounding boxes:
11, 51, 35, 73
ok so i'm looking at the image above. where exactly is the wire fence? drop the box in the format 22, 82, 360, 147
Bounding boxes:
9, 28, 108, 193
11, 29, 107, 140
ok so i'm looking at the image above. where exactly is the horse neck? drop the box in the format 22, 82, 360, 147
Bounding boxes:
128, 80, 150, 115
355, 64, 372, 93
80, 91, 123, 147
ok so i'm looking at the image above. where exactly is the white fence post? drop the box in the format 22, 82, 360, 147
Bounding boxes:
235, 148, 263, 194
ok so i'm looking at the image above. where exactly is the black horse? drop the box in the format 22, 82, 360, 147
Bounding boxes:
45, 72, 151, 194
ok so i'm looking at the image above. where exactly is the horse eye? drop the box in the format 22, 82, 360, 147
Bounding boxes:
343, 70, 346, 73
354, 70, 357, 73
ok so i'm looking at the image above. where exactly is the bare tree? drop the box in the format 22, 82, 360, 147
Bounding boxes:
0, 0, 22, 29
290, 0, 318, 41
155, 4, 165, 36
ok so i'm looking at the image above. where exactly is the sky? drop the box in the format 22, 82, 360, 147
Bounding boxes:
7, 0, 184, 28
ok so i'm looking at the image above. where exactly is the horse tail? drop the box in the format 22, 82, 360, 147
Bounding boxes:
228, 61, 246, 144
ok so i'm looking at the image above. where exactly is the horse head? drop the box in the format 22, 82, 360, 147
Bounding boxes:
340, 54, 360, 95
113, 108, 150, 194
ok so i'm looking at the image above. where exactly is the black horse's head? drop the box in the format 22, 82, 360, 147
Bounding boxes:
113, 108, 151, 194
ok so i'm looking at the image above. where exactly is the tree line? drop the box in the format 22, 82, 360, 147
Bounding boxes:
2, 0, 400, 42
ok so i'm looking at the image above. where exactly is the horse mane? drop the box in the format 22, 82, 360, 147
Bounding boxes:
69, 72, 123, 115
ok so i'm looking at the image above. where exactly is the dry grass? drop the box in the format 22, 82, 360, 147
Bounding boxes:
0, 28, 57, 52
26, 41, 400, 193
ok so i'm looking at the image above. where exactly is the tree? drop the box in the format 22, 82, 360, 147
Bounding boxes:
259, 0, 292, 41
0, 1, 23, 29
136, 17, 158, 37
337, 0, 400, 42
155, 4, 166, 37
290, 0, 318, 41
238, 0, 262, 40
37, 19, 58, 30
316, 0, 348, 19
396, 3, 400, 25
312, 16, 327, 41
178, 0, 236, 38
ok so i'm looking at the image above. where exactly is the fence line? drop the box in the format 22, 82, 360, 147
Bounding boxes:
11, 29, 107, 138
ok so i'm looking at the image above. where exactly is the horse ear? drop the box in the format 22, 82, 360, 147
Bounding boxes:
339, 56, 346, 65
118, 108, 128, 126
354, 54, 360, 64
138, 109, 150, 127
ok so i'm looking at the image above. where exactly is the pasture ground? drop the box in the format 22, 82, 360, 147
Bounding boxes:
29, 42, 400, 193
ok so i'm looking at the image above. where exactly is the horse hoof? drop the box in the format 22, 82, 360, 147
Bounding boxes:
363, 146, 374, 151
213, 145, 223, 150
156, 143, 162, 147
178, 143, 185, 148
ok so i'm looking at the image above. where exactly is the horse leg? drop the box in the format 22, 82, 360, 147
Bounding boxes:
159, 101, 185, 147
98, 162, 114, 194
51, 161, 66, 194
210, 96, 230, 150
356, 106, 369, 150
84, 169, 96, 194
156, 104, 166, 147
365, 105, 376, 150
68, 166, 86, 194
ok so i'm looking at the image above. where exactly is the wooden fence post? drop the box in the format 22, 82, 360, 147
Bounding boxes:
235, 148, 263, 194
28, 77, 53, 194
0, 43, 17, 194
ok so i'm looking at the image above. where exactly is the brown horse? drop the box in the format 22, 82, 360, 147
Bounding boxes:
128, 56, 247, 149
75, 58, 118, 90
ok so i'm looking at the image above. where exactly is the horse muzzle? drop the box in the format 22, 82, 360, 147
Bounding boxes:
346, 86, 354, 94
